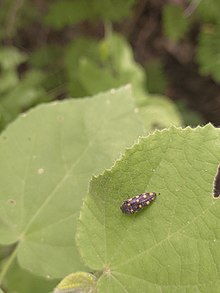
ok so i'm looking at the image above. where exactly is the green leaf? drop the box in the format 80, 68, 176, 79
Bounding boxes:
44, 0, 94, 29
29, 45, 66, 93
65, 34, 147, 105
145, 60, 168, 94
30, 45, 63, 69
64, 37, 100, 97
0, 47, 49, 131
196, 24, 220, 82
0, 48, 26, 70
45, 0, 136, 29
195, 0, 220, 22
0, 70, 48, 131
65, 34, 182, 131
0, 70, 18, 94
176, 101, 204, 126
0, 86, 143, 280
163, 4, 190, 42
54, 272, 96, 293
77, 125, 220, 292
4, 260, 57, 293
139, 95, 182, 130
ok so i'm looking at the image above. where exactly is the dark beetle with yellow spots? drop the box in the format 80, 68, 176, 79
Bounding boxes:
120, 192, 157, 214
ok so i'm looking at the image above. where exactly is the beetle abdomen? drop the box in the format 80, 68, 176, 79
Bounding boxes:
120, 192, 157, 214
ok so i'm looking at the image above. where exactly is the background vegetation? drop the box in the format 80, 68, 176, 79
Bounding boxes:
1, 1, 220, 292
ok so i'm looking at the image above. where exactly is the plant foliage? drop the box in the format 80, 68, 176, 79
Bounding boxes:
145, 59, 168, 94
163, 4, 190, 42
77, 125, 220, 292
4, 260, 57, 293
64, 33, 182, 130
45, 0, 136, 29
0, 48, 48, 131
0, 1, 218, 292
196, 24, 220, 82
195, 0, 220, 22
64, 33, 146, 104
0, 87, 143, 291
0, 0, 38, 40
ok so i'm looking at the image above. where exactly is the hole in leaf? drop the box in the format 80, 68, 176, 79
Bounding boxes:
213, 164, 220, 198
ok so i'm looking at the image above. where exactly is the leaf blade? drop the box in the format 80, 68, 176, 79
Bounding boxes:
77, 125, 220, 292
0, 86, 143, 278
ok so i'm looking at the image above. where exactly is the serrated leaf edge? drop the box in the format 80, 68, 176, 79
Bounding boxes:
75, 123, 216, 272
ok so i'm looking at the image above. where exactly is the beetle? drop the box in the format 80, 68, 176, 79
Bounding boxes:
120, 192, 157, 214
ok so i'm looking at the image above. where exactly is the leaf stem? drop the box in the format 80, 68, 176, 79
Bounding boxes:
104, 21, 112, 39
0, 244, 19, 286
184, 0, 202, 17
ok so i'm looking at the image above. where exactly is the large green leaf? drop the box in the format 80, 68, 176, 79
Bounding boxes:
77, 125, 220, 292
4, 260, 57, 293
0, 87, 143, 281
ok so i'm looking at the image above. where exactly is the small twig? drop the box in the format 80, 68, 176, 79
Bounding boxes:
184, 0, 202, 17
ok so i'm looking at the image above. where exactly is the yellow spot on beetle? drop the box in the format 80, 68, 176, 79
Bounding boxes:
143, 194, 147, 198
146, 201, 150, 205
127, 203, 131, 206
139, 204, 142, 208
149, 192, 154, 196
136, 195, 139, 198
136, 199, 139, 203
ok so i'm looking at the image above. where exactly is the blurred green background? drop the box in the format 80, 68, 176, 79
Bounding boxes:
2, 0, 220, 133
